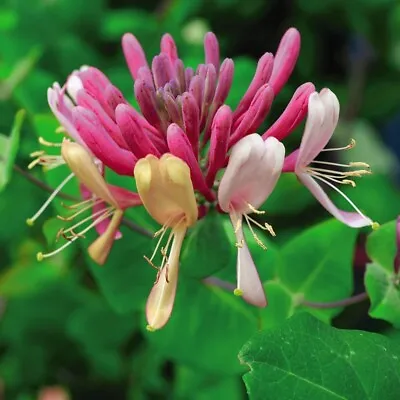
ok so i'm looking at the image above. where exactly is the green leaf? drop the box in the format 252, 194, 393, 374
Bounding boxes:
259, 281, 294, 330
365, 221, 400, 326
279, 219, 358, 321
366, 220, 396, 271
0, 109, 25, 192
239, 313, 400, 400
144, 277, 259, 375
174, 365, 243, 400
67, 296, 137, 350
180, 212, 234, 279
86, 229, 154, 314
365, 262, 400, 327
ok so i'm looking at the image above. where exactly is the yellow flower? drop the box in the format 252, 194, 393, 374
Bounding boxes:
135, 154, 198, 330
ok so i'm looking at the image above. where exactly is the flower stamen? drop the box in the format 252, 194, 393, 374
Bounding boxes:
26, 173, 75, 226
36, 208, 114, 261
321, 138, 356, 152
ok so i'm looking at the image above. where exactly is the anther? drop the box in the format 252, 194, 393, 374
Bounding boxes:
233, 288, 243, 297
342, 179, 356, 187
235, 239, 244, 248
247, 203, 265, 215
38, 137, 62, 147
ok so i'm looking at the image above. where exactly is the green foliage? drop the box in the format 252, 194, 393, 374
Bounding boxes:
279, 219, 358, 321
240, 313, 400, 400
0, 0, 400, 398
365, 221, 400, 326
0, 110, 25, 191
181, 211, 234, 278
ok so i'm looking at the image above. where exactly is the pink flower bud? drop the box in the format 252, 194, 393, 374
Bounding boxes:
73, 107, 136, 175
122, 33, 149, 80
233, 52, 274, 121
116, 104, 161, 158
204, 32, 220, 73
269, 27, 301, 95
263, 82, 315, 141
167, 124, 215, 201
206, 105, 232, 186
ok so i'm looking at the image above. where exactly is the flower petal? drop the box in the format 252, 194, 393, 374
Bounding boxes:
146, 226, 185, 330
134, 154, 198, 227
299, 173, 373, 228
232, 215, 267, 307
295, 89, 340, 170
218, 134, 285, 213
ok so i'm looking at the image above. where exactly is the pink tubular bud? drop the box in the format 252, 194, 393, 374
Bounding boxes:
229, 84, 274, 147
263, 82, 315, 141
152, 54, 175, 89
163, 91, 182, 125
161, 33, 179, 65
105, 84, 128, 115
167, 124, 215, 201
206, 105, 232, 187
72, 107, 136, 175
137, 66, 154, 88
204, 32, 220, 73
175, 59, 186, 92
201, 64, 217, 128
233, 52, 274, 121
134, 79, 164, 132
79, 67, 114, 118
269, 28, 301, 95
122, 33, 149, 80
202, 58, 234, 145
182, 92, 200, 158
189, 75, 205, 112
213, 58, 234, 106
115, 104, 161, 158
76, 90, 128, 150
185, 67, 194, 90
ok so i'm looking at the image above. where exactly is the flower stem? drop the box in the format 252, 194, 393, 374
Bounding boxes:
302, 292, 368, 309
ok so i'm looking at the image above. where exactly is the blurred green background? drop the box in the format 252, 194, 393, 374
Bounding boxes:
1, 0, 400, 399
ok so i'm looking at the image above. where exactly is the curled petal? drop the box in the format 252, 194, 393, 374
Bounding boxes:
231, 215, 267, 307
47, 85, 82, 144
61, 141, 118, 208
263, 82, 315, 141
299, 173, 373, 228
295, 89, 339, 170
122, 33, 149, 80
269, 27, 301, 95
146, 227, 185, 330
88, 210, 124, 265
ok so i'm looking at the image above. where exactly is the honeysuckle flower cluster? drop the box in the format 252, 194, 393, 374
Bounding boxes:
28, 28, 377, 330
